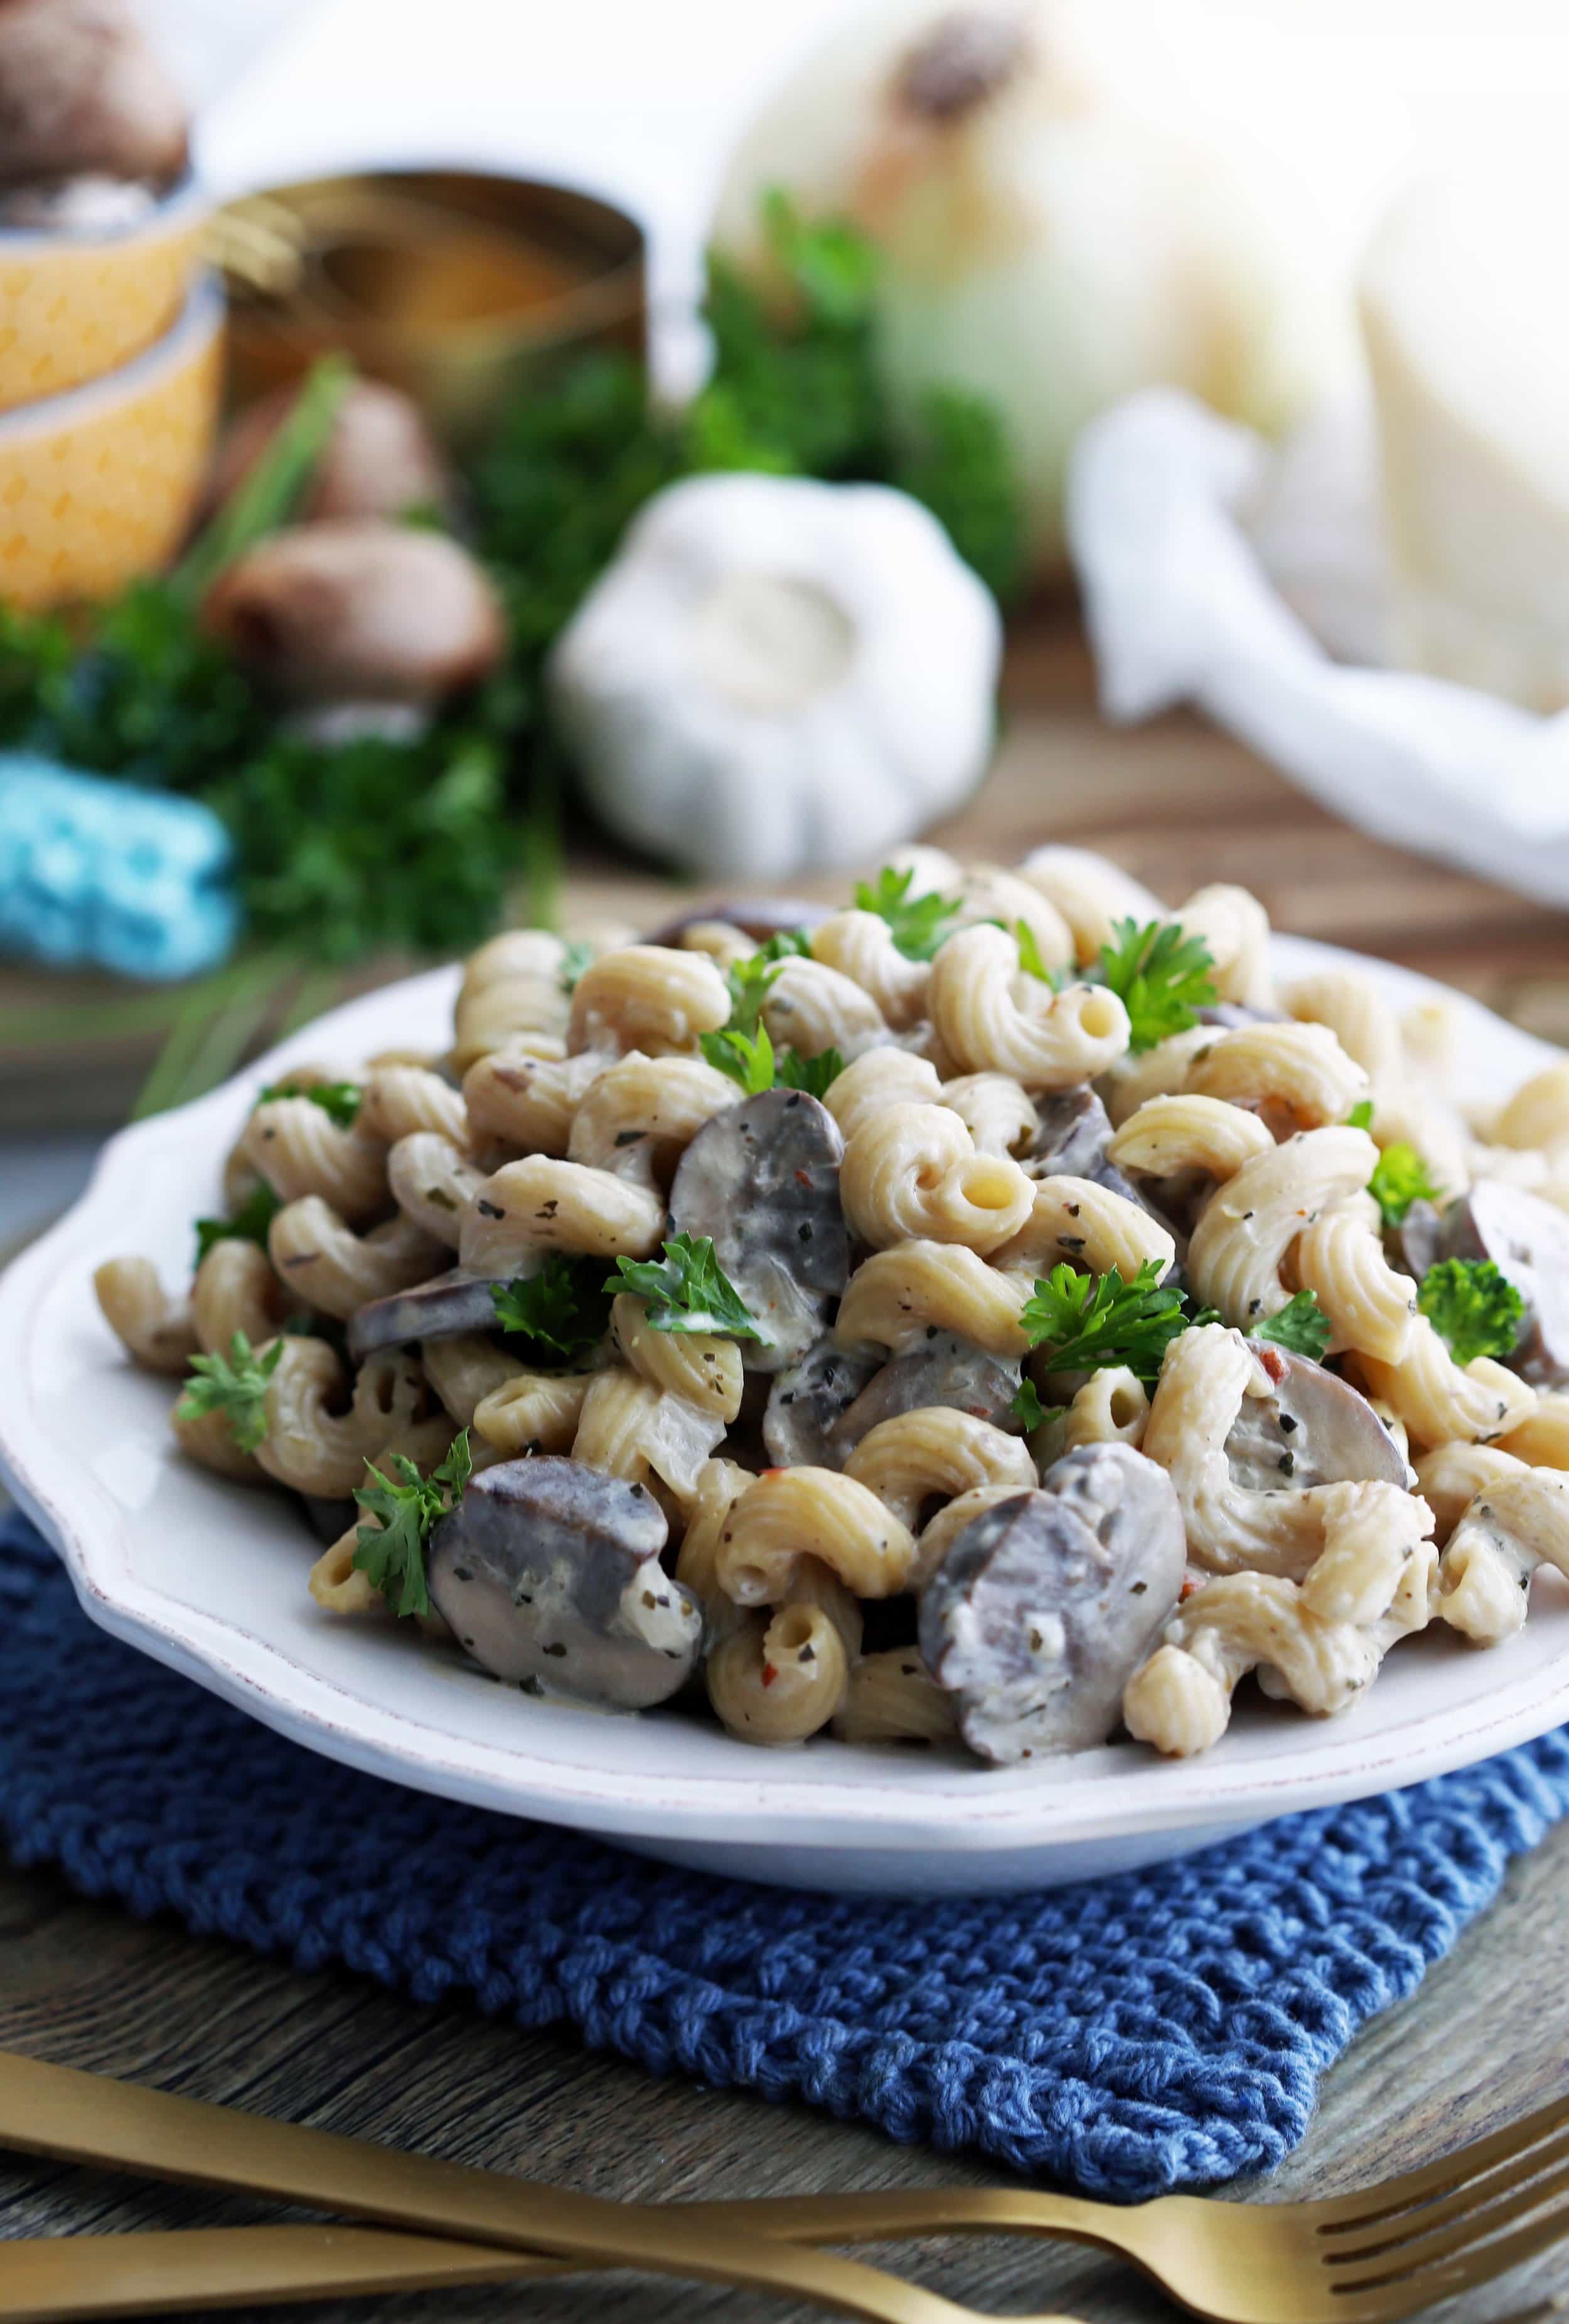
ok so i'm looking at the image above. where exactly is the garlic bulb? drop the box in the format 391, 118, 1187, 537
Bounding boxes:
712, 0, 1343, 574
547, 473, 1001, 881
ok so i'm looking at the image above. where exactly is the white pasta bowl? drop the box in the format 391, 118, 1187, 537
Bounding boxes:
2, 934, 1567, 1898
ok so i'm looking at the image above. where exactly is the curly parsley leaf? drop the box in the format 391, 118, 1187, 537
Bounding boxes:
852, 865, 963, 962
606, 1233, 770, 1342
1014, 918, 1061, 988
558, 938, 596, 994
778, 1044, 844, 1098
257, 1077, 362, 1130
701, 1019, 776, 1096
1418, 1258, 1524, 1368
724, 951, 783, 1039
490, 1254, 611, 1365
194, 1179, 282, 1267
176, 1331, 283, 1453
1020, 1260, 1194, 1388
353, 1430, 473, 1620
1368, 1142, 1440, 1229
1252, 1290, 1333, 1363
1096, 919, 1218, 1055
754, 928, 815, 963
1346, 1100, 1375, 1130
1012, 1376, 1047, 1430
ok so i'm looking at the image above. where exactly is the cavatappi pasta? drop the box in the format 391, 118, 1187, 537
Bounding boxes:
97, 852, 1569, 1767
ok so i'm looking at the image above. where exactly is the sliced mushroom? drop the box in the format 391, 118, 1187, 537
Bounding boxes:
201, 520, 505, 704
348, 1268, 508, 1359
1226, 1341, 1410, 1492
1025, 1084, 1186, 1262
208, 381, 452, 528
1440, 1181, 1569, 1387
667, 1087, 848, 1372
826, 1334, 1023, 1467
918, 1444, 1186, 1763
1195, 1003, 1287, 1027
763, 1341, 882, 1468
1390, 1196, 1443, 1285
426, 1457, 701, 1708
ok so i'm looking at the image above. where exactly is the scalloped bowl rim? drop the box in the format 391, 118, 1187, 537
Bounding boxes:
3, 931, 1567, 1890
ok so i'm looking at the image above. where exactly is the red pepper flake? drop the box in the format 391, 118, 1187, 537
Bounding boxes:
761, 1662, 778, 1688
1256, 1344, 1288, 1385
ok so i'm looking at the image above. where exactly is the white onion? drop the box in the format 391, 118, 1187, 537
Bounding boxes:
712, 0, 1347, 574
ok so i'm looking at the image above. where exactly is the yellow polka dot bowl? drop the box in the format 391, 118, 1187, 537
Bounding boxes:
0, 175, 209, 413
0, 273, 222, 613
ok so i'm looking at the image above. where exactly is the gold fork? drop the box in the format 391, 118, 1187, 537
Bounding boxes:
2, 2048, 1569, 2323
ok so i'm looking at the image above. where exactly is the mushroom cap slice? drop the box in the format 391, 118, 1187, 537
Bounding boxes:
668, 1087, 848, 1373
208, 380, 452, 528
826, 1332, 1023, 1467
644, 899, 832, 947
1229, 1341, 1409, 1492
1025, 1084, 1187, 1263
919, 1444, 1186, 1763
1390, 1196, 1443, 1286
763, 1340, 882, 1469
427, 1456, 700, 1709
1440, 1181, 1569, 1387
348, 1269, 509, 1359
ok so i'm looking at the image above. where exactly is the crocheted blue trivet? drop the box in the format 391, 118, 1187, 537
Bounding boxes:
3, 1509, 1566, 2197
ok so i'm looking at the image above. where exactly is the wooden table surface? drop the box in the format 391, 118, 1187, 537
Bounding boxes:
3, 614, 1569, 2321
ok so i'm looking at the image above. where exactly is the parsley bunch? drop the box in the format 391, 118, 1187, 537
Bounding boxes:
608, 1234, 769, 1342
1095, 919, 1218, 1055
1014, 920, 1060, 987
1418, 1259, 1524, 1368
176, 1332, 282, 1452
490, 1254, 611, 1366
854, 865, 963, 961
353, 1431, 473, 1619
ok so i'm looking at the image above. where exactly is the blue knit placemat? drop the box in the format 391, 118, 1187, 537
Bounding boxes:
3, 1509, 1567, 2197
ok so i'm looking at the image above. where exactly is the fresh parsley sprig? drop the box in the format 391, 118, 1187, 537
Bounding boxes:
176, 1331, 283, 1452
1418, 1259, 1524, 1368
724, 952, 783, 1038
257, 1078, 363, 1130
607, 1234, 769, 1342
1253, 1290, 1332, 1362
490, 1253, 611, 1365
353, 1430, 473, 1619
778, 1044, 843, 1098
558, 938, 596, 994
1346, 1100, 1375, 1130
194, 1179, 282, 1267
701, 1015, 843, 1100
1014, 919, 1060, 988
1019, 1260, 1198, 1388
701, 1019, 776, 1096
1095, 919, 1218, 1055
853, 865, 963, 961
1368, 1143, 1440, 1229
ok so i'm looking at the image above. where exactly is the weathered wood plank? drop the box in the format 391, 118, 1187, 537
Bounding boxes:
1, 1814, 1568, 2321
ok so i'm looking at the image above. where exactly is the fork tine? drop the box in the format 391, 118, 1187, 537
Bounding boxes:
1315, 2089, 1569, 2230
1332, 2187, 1569, 2311
1324, 2131, 1569, 2266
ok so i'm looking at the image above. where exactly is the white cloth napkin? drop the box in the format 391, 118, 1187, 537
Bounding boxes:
1066, 388, 1569, 912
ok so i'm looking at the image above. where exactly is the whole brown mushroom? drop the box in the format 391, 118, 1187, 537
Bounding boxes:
207, 381, 453, 527
0, 0, 188, 190
200, 520, 506, 704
